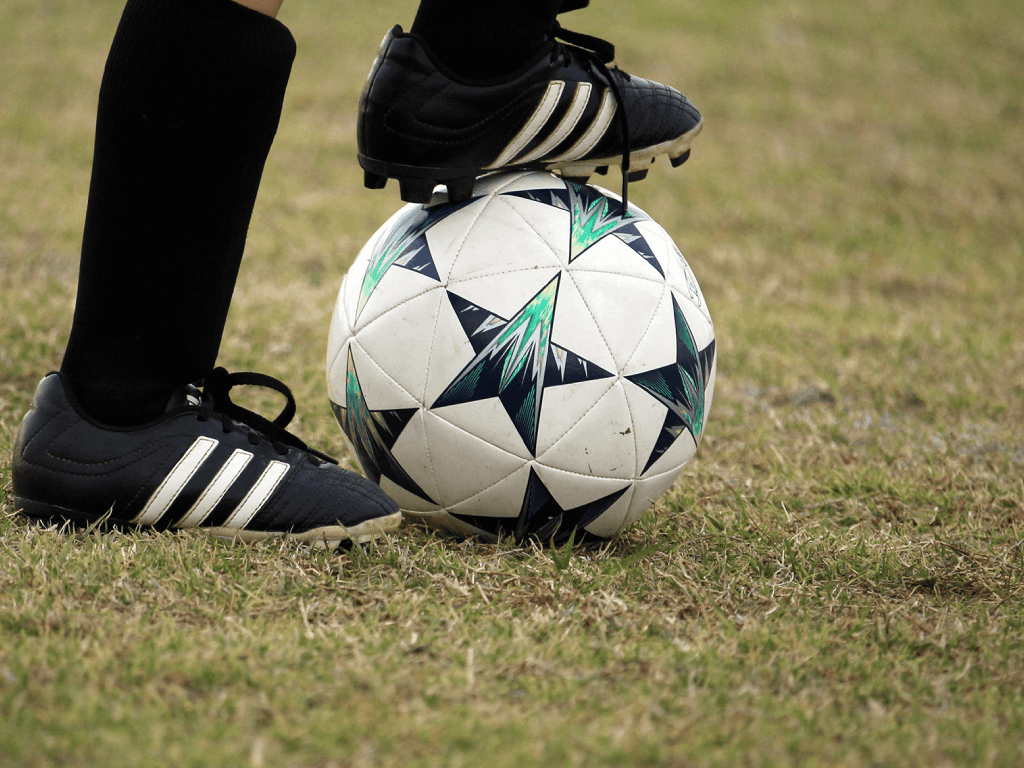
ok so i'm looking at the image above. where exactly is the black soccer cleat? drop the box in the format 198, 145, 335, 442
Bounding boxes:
357, 23, 702, 208
10, 369, 401, 548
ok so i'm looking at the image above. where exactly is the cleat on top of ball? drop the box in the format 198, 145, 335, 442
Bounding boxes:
357, 24, 702, 206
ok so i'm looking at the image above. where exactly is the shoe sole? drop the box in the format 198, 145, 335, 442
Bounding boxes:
360, 121, 703, 204
12, 496, 403, 549
206, 512, 403, 548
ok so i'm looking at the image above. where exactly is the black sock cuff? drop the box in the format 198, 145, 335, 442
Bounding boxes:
106, 0, 297, 78
411, 0, 563, 78
99, 0, 296, 133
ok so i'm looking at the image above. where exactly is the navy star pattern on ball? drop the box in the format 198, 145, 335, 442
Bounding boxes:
503, 179, 663, 275
355, 195, 481, 319
450, 466, 628, 544
626, 294, 716, 473
331, 348, 435, 504
432, 273, 614, 455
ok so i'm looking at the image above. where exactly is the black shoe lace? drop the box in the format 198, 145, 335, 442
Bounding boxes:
549, 18, 634, 210
195, 367, 337, 466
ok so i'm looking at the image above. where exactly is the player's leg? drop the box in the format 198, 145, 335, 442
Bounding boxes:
409, 0, 564, 79
11, 0, 400, 548
61, 0, 294, 426
358, 0, 702, 207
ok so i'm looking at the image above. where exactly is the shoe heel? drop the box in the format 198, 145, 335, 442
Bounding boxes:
363, 169, 388, 190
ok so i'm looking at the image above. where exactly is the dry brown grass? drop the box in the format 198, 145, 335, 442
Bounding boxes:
2, 0, 1023, 765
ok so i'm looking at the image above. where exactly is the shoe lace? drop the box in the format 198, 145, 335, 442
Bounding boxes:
549, 17, 634, 210
194, 367, 337, 466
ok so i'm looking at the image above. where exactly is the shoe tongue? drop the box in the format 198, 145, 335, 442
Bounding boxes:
164, 384, 202, 412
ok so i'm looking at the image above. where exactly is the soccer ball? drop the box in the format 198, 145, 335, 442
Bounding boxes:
327, 171, 716, 544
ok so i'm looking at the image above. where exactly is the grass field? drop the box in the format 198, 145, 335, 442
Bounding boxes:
2, 0, 1023, 765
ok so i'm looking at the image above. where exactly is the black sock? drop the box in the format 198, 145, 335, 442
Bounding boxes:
411, 0, 564, 78
60, 0, 295, 426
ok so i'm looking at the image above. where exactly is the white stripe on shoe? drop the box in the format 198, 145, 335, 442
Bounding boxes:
485, 80, 565, 169
514, 82, 593, 165
219, 460, 290, 531
545, 88, 616, 163
134, 436, 217, 525
487, 82, 617, 171
135, 437, 290, 530
173, 448, 253, 528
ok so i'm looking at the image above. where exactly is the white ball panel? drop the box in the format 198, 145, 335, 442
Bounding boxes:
664, 243, 714, 328
621, 289, 680, 377
449, 199, 563, 279
422, 410, 531, 507
621, 373, 679, 477
673, 287, 716, 353
355, 286, 445, 404
580, 484, 637, 539
428, 398, 533, 461
446, 267, 562, 321
629, 466, 687, 524
379, 474, 436, 513
422, 290, 478, 407
645, 429, 698, 477
387, 408, 441, 512
534, 377, 615, 457
565, 269, 667, 371
349, 259, 446, 334
405, 508, 498, 540
537, 380, 636, 479
420, 201, 488, 282
446, 463, 533, 518
532, 462, 633, 512
345, 339, 420, 411
325, 309, 353, 408
546, 273, 618, 373
497, 195, 572, 269
475, 169, 564, 197
568, 234, 668, 286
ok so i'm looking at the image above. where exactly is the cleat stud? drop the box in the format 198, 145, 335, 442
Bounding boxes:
445, 177, 476, 202
363, 170, 388, 190
398, 178, 436, 204
670, 149, 691, 168
626, 169, 649, 183
595, 166, 609, 175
